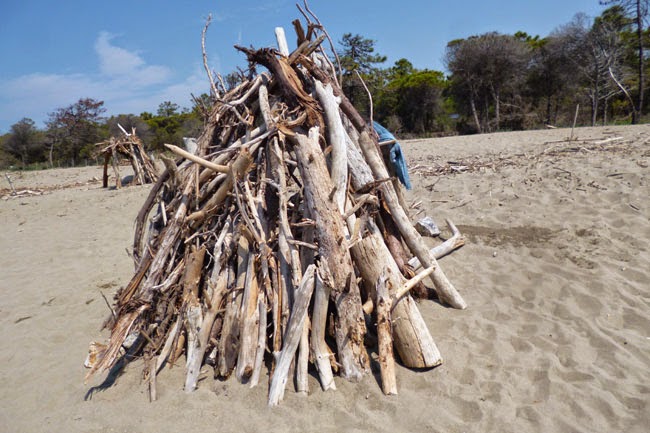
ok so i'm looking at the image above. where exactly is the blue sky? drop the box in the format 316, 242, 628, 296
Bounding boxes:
0, 0, 605, 133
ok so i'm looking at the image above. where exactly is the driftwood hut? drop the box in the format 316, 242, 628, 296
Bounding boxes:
86, 11, 466, 406
96, 127, 158, 188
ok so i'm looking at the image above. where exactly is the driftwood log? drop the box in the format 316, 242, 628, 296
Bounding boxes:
85, 10, 467, 406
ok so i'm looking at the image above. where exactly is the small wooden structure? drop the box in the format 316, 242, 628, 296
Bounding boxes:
96, 127, 158, 188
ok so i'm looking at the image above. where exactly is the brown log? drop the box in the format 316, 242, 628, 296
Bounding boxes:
351, 220, 442, 368
290, 128, 369, 382
102, 153, 110, 188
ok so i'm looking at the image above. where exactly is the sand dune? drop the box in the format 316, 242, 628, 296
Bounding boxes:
1, 124, 648, 432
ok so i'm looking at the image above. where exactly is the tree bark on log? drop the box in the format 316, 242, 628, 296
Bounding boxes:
235, 239, 260, 383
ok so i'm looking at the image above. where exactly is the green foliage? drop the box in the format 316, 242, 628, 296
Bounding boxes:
156, 101, 180, 117
0, 133, 19, 169
338, 33, 387, 75
445, 32, 530, 132
377, 67, 450, 134
141, 102, 203, 151
3, 118, 45, 167
45, 98, 106, 167
337, 33, 387, 117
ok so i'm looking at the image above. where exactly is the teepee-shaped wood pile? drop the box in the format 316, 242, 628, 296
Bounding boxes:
86, 10, 466, 406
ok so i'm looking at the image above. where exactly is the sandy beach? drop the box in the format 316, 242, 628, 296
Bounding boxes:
1, 124, 648, 432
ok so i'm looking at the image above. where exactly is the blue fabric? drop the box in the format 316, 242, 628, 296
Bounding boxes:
372, 122, 412, 190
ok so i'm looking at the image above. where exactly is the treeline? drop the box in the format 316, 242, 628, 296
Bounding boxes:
1, 3, 648, 169
0, 98, 205, 169
344, 3, 650, 135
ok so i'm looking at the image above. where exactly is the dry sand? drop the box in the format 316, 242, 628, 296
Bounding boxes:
1, 125, 648, 432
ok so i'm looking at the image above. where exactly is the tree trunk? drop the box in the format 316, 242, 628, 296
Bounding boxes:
635, 0, 644, 123
470, 94, 482, 133
492, 87, 501, 131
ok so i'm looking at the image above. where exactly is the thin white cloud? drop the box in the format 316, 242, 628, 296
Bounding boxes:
94, 32, 171, 86
95, 32, 145, 76
0, 32, 206, 131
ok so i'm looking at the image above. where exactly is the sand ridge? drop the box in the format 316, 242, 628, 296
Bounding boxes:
0, 125, 648, 432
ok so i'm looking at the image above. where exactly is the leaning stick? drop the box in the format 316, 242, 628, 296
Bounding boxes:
357, 130, 467, 310
408, 219, 465, 268
310, 271, 336, 391
235, 246, 260, 383
202, 14, 219, 98
394, 266, 435, 303
268, 265, 316, 406
313, 79, 347, 213
249, 297, 267, 388
183, 245, 207, 393
164, 144, 230, 173
4, 173, 16, 195
376, 274, 397, 395
362, 266, 435, 315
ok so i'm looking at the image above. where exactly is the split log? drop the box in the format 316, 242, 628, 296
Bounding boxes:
235, 236, 260, 382
184, 219, 232, 391
248, 297, 267, 388
217, 233, 248, 377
